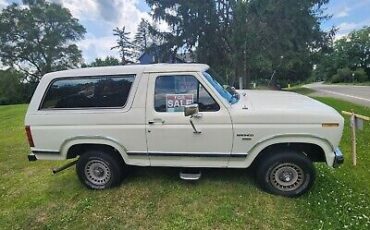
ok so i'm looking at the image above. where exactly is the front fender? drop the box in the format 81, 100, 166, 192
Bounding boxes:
231, 133, 335, 168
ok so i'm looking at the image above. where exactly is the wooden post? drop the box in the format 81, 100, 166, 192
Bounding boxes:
342, 110, 369, 166
350, 111, 357, 166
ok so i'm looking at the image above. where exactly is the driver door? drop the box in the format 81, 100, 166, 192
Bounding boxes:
145, 72, 233, 167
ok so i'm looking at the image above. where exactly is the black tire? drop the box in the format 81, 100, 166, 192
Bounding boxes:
76, 150, 124, 189
256, 151, 315, 197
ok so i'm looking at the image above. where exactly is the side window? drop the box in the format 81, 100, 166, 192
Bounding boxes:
154, 75, 220, 112
40, 75, 135, 109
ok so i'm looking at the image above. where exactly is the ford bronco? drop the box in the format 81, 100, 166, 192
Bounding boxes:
25, 64, 344, 197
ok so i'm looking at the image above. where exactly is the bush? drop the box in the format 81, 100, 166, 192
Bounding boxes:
337, 67, 353, 82
0, 69, 24, 105
353, 68, 368, 82
330, 67, 359, 83
330, 74, 341, 83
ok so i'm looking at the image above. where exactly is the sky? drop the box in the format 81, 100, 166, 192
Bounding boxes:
1, 0, 370, 63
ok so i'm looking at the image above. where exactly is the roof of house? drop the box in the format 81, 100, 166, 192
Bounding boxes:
176, 53, 195, 63
43, 63, 209, 79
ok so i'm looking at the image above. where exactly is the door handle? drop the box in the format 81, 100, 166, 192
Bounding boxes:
148, 118, 165, 124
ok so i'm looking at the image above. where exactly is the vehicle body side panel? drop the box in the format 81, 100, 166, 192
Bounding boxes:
145, 72, 234, 167
26, 71, 150, 166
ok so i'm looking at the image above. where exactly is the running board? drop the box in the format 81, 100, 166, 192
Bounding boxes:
180, 169, 201, 181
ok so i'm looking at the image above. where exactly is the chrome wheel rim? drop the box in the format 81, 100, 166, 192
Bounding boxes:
270, 163, 304, 191
84, 160, 111, 186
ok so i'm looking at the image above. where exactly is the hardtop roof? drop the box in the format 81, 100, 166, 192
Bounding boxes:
43, 63, 210, 79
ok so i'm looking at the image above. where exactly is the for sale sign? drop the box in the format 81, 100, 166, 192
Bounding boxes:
166, 94, 194, 112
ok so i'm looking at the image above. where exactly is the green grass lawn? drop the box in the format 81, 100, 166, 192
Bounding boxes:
0, 99, 369, 229
284, 86, 316, 95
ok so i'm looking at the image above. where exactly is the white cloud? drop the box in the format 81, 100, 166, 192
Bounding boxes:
0, 0, 8, 10
335, 20, 370, 40
338, 22, 359, 32
1, 0, 169, 62
333, 6, 349, 18
54, 0, 154, 61
55, 0, 148, 36
77, 35, 119, 63
52, 0, 100, 19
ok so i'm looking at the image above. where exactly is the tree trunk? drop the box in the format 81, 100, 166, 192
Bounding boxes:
244, 64, 250, 89
234, 59, 243, 89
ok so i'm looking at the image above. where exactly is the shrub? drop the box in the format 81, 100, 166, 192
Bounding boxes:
330, 74, 341, 83
330, 67, 355, 83
353, 68, 368, 82
337, 67, 353, 82
0, 69, 24, 105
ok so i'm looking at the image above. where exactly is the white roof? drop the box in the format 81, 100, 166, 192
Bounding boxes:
43, 63, 210, 79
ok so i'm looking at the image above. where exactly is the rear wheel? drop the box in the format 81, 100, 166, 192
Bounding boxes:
76, 150, 124, 189
256, 151, 315, 197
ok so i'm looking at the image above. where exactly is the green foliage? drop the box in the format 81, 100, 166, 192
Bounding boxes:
0, 69, 36, 105
331, 67, 352, 83
315, 27, 370, 83
330, 67, 369, 83
354, 68, 368, 83
111, 27, 134, 65
83, 56, 121, 67
134, 19, 151, 52
145, 0, 332, 87
0, 69, 23, 105
0, 0, 86, 82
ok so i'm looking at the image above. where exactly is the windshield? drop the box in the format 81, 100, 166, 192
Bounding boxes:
203, 70, 239, 104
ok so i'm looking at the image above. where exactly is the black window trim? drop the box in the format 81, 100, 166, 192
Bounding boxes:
38, 74, 136, 111
153, 74, 220, 113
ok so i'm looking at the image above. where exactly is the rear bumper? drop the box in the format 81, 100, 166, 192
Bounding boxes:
333, 148, 344, 168
28, 153, 37, 161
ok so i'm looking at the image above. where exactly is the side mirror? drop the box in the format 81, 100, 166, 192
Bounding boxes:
184, 104, 199, 117
184, 104, 202, 134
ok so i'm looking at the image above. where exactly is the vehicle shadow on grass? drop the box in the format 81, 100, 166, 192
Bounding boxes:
45, 164, 257, 194
125, 166, 256, 186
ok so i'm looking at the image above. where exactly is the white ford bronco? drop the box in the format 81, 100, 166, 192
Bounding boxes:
25, 64, 344, 197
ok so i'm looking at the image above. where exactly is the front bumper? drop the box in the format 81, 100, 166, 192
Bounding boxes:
333, 148, 344, 168
28, 153, 37, 161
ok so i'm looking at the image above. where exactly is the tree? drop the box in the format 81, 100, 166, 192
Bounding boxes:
0, 69, 23, 105
146, 0, 234, 80
83, 56, 121, 67
338, 27, 370, 76
0, 0, 86, 82
134, 19, 151, 52
244, 0, 334, 86
353, 68, 368, 82
145, 0, 332, 88
111, 26, 134, 65
314, 26, 370, 83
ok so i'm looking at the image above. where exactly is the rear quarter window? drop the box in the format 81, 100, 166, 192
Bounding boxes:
40, 75, 135, 109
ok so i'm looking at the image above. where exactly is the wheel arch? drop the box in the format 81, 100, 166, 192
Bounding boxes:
60, 136, 128, 162
247, 134, 334, 167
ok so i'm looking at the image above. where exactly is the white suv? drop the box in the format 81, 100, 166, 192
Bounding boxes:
25, 64, 344, 197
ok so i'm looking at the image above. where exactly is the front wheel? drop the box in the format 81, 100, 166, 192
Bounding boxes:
256, 151, 315, 197
76, 150, 124, 189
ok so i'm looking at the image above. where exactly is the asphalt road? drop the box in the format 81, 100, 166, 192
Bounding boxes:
304, 82, 370, 107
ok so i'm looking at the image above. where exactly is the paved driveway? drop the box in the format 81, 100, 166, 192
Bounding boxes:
304, 82, 370, 107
